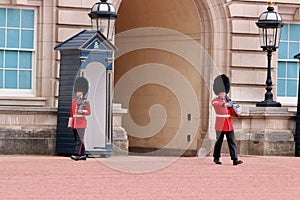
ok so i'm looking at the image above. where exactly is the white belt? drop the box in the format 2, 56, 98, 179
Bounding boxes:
73, 114, 84, 118
216, 114, 230, 118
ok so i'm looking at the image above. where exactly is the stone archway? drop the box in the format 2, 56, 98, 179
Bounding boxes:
113, 0, 230, 156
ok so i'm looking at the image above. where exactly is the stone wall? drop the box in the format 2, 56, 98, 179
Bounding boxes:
0, 107, 57, 155
229, 107, 296, 156
0, 129, 56, 155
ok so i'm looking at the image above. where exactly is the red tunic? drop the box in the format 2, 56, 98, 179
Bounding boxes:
70, 98, 91, 129
212, 97, 236, 131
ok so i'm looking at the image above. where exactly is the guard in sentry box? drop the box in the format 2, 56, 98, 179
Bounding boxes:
211, 74, 243, 166
69, 77, 91, 161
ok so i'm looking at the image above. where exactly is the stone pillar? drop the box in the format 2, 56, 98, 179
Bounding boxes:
112, 103, 128, 156
233, 107, 295, 156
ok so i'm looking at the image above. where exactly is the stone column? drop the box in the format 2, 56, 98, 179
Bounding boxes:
112, 103, 128, 156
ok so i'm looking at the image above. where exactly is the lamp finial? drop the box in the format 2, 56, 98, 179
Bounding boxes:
268, 0, 274, 7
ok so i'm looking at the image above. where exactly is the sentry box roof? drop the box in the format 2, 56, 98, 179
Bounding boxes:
54, 30, 118, 51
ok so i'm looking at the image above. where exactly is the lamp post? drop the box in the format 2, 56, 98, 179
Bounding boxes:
88, 0, 119, 41
294, 53, 300, 156
256, 0, 284, 107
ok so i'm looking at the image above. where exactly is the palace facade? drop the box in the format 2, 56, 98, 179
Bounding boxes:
0, 0, 299, 156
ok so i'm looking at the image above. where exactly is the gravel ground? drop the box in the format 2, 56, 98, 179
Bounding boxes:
0, 155, 299, 200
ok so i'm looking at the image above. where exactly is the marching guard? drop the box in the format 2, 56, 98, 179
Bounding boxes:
212, 74, 243, 166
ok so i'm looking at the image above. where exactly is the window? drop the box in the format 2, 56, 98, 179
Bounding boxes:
277, 24, 300, 103
0, 8, 34, 92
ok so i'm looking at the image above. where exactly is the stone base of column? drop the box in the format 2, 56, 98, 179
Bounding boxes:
112, 103, 128, 156
113, 127, 128, 156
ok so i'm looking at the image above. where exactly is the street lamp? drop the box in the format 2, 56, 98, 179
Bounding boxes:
256, 0, 284, 107
294, 53, 300, 156
88, 0, 118, 41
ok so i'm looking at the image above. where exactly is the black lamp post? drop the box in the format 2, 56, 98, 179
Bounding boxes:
88, 0, 118, 41
294, 53, 300, 156
256, 0, 284, 107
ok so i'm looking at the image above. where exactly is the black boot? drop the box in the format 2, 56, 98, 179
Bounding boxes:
213, 158, 222, 165
71, 155, 80, 161
233, 160, 243, 166
79, 155, 87, 161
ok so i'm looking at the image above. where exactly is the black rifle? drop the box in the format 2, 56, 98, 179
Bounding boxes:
225, 95, 240, 117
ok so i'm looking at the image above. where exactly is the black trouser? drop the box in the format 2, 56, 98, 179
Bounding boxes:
213, 130, 238, 161
72, 128, 86, 156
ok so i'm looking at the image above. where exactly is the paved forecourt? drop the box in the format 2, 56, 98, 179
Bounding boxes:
0, 155, 299, 199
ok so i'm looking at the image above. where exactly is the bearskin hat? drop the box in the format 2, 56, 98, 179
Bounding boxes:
213, 74, 230, 95
74, 77, 89, 95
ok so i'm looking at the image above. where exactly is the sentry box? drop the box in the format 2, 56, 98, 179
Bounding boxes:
55, 30, 117, 157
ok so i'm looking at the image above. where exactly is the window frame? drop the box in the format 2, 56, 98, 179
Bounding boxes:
0, 6, 36, 97
277, 23, 300, 106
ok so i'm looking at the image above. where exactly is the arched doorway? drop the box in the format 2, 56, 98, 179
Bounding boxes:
114, 0, 229, 156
